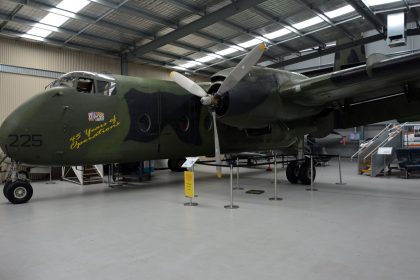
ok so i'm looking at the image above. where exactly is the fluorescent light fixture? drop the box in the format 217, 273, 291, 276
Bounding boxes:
293, 16, 323, 30
239, 38, 262, 48
363, 0, 400, 6
216, 47, 239, 56
40, 12, 69, 27
57, 0, 90, 13
264, 28, 291, 40
21, 34, 45, 41
196, 55, 217, 63
326, 42, 336, 47
325, 5, 355, 18
26, 27, 52, 38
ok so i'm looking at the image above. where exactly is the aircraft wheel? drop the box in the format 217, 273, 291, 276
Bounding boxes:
168, 159, 186, 172
4, 180, 33, 204
3, 181, 12, 197
286, 160, 300, 184
298, 161, 316, 185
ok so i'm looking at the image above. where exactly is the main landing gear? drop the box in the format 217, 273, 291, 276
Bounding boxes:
286, 159, 316, 185
3, 161, 33, 204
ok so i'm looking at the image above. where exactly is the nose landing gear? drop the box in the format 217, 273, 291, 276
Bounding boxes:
2, 161, 33, 204
286, 159, 316, 185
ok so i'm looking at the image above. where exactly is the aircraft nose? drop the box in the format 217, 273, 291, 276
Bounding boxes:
0, 111, 20, 157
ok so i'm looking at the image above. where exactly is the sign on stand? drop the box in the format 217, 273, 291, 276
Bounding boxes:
183, 157, 199, 206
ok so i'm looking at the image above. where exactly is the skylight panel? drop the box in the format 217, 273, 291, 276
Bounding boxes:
57, 0, 90, 13
325, 5, 355, 18
40, 13, 69, 27
363, 0, 401, 6
180, 61, 201, 68
196, 55, 217, 63
217, 48, 239, 56
34, 23, 58, 33
264, 28, 291, 40
172, 66, 187, 71
26, 27, 52, 38
238, 38, 262, 48
293, 16, 323, 30
21, 34, 45, 41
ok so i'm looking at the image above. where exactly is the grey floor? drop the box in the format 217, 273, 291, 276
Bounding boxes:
1, 159, 420, 280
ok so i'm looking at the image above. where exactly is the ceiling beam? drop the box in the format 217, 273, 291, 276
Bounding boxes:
294, 0, 355, 40
129, 0, 267, 58
346, 0, 385, 34
252, 6, 326, 48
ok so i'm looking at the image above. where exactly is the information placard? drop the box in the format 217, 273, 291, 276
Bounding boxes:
378, 147, 393, 155
184, 171, 194, 198
182, 157, 199, 168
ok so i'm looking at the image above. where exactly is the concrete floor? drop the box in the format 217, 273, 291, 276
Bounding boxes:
1, 159, 420, 280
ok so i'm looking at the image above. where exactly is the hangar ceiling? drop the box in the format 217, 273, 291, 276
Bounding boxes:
1, 0, 420, 76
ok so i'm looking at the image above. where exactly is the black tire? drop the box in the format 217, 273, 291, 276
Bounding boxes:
3, 181, 12, 197
298, 161, 316, 185
4, 180, 33, 204
168, 159, 186, 172
286, 160, 300, 184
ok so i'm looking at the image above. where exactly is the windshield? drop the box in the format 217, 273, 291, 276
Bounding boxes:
48, 71, 116, 96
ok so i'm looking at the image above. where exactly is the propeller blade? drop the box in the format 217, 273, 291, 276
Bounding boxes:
216, 43, 266, 96
169, 71, 207, 98
212, 111, 222, 178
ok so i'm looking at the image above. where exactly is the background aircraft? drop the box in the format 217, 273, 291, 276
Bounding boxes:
1, 43, 420, 204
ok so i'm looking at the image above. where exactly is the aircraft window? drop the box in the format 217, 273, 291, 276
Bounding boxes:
77, 78, 95, 93
139, 114, 151, 133
179, 115, 190, 132
97, 80, 116, 96
204, 115, 213, 131
57, 76, 76, 88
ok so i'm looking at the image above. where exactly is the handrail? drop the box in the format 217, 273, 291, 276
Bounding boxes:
351, 123, 393, 160
363, 126, 403, 160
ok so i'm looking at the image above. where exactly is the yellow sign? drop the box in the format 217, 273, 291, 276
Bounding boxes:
69, 114, 121, 150
184, 171, 194, 198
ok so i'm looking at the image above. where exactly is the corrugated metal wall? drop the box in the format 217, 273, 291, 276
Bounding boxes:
0, 37, 209, 124
0, 73, 53, 124
0, 37, 120, 73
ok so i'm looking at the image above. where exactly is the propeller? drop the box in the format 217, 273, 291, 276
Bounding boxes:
169, 43, 267, 177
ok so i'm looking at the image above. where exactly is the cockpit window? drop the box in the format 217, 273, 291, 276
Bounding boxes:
48, 71, 116, 96
77, 78, 95, 93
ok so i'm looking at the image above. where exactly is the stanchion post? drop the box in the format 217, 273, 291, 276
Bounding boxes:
306, 155, 318, 191
269, 152, 283, 201
45, 167, 56, 184
336, 155, 346, 185
233, 157, 244, 190
225, 161, 239, 209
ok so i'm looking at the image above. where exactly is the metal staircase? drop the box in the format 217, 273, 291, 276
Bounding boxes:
352, 124, 403, 176
62, 165, 104, 185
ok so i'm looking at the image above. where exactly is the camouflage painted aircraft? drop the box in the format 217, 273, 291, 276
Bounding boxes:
1, 42, 420, 204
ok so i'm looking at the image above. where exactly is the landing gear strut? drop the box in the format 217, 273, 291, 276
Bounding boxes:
286, 159, 316, 185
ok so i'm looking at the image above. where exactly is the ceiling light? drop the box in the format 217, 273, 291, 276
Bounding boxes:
264, 28, 291, 40
239, 38, 262, 48
57, 0, 90, 13
293, 16, 323, 30
217, 48, 239, 56
172, 66, 186, 71
363, 0, 401, 6
40, 13, 69, 27
325, 5, 355, 18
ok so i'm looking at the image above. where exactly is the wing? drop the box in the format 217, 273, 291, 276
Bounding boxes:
279, 52, 420, 128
